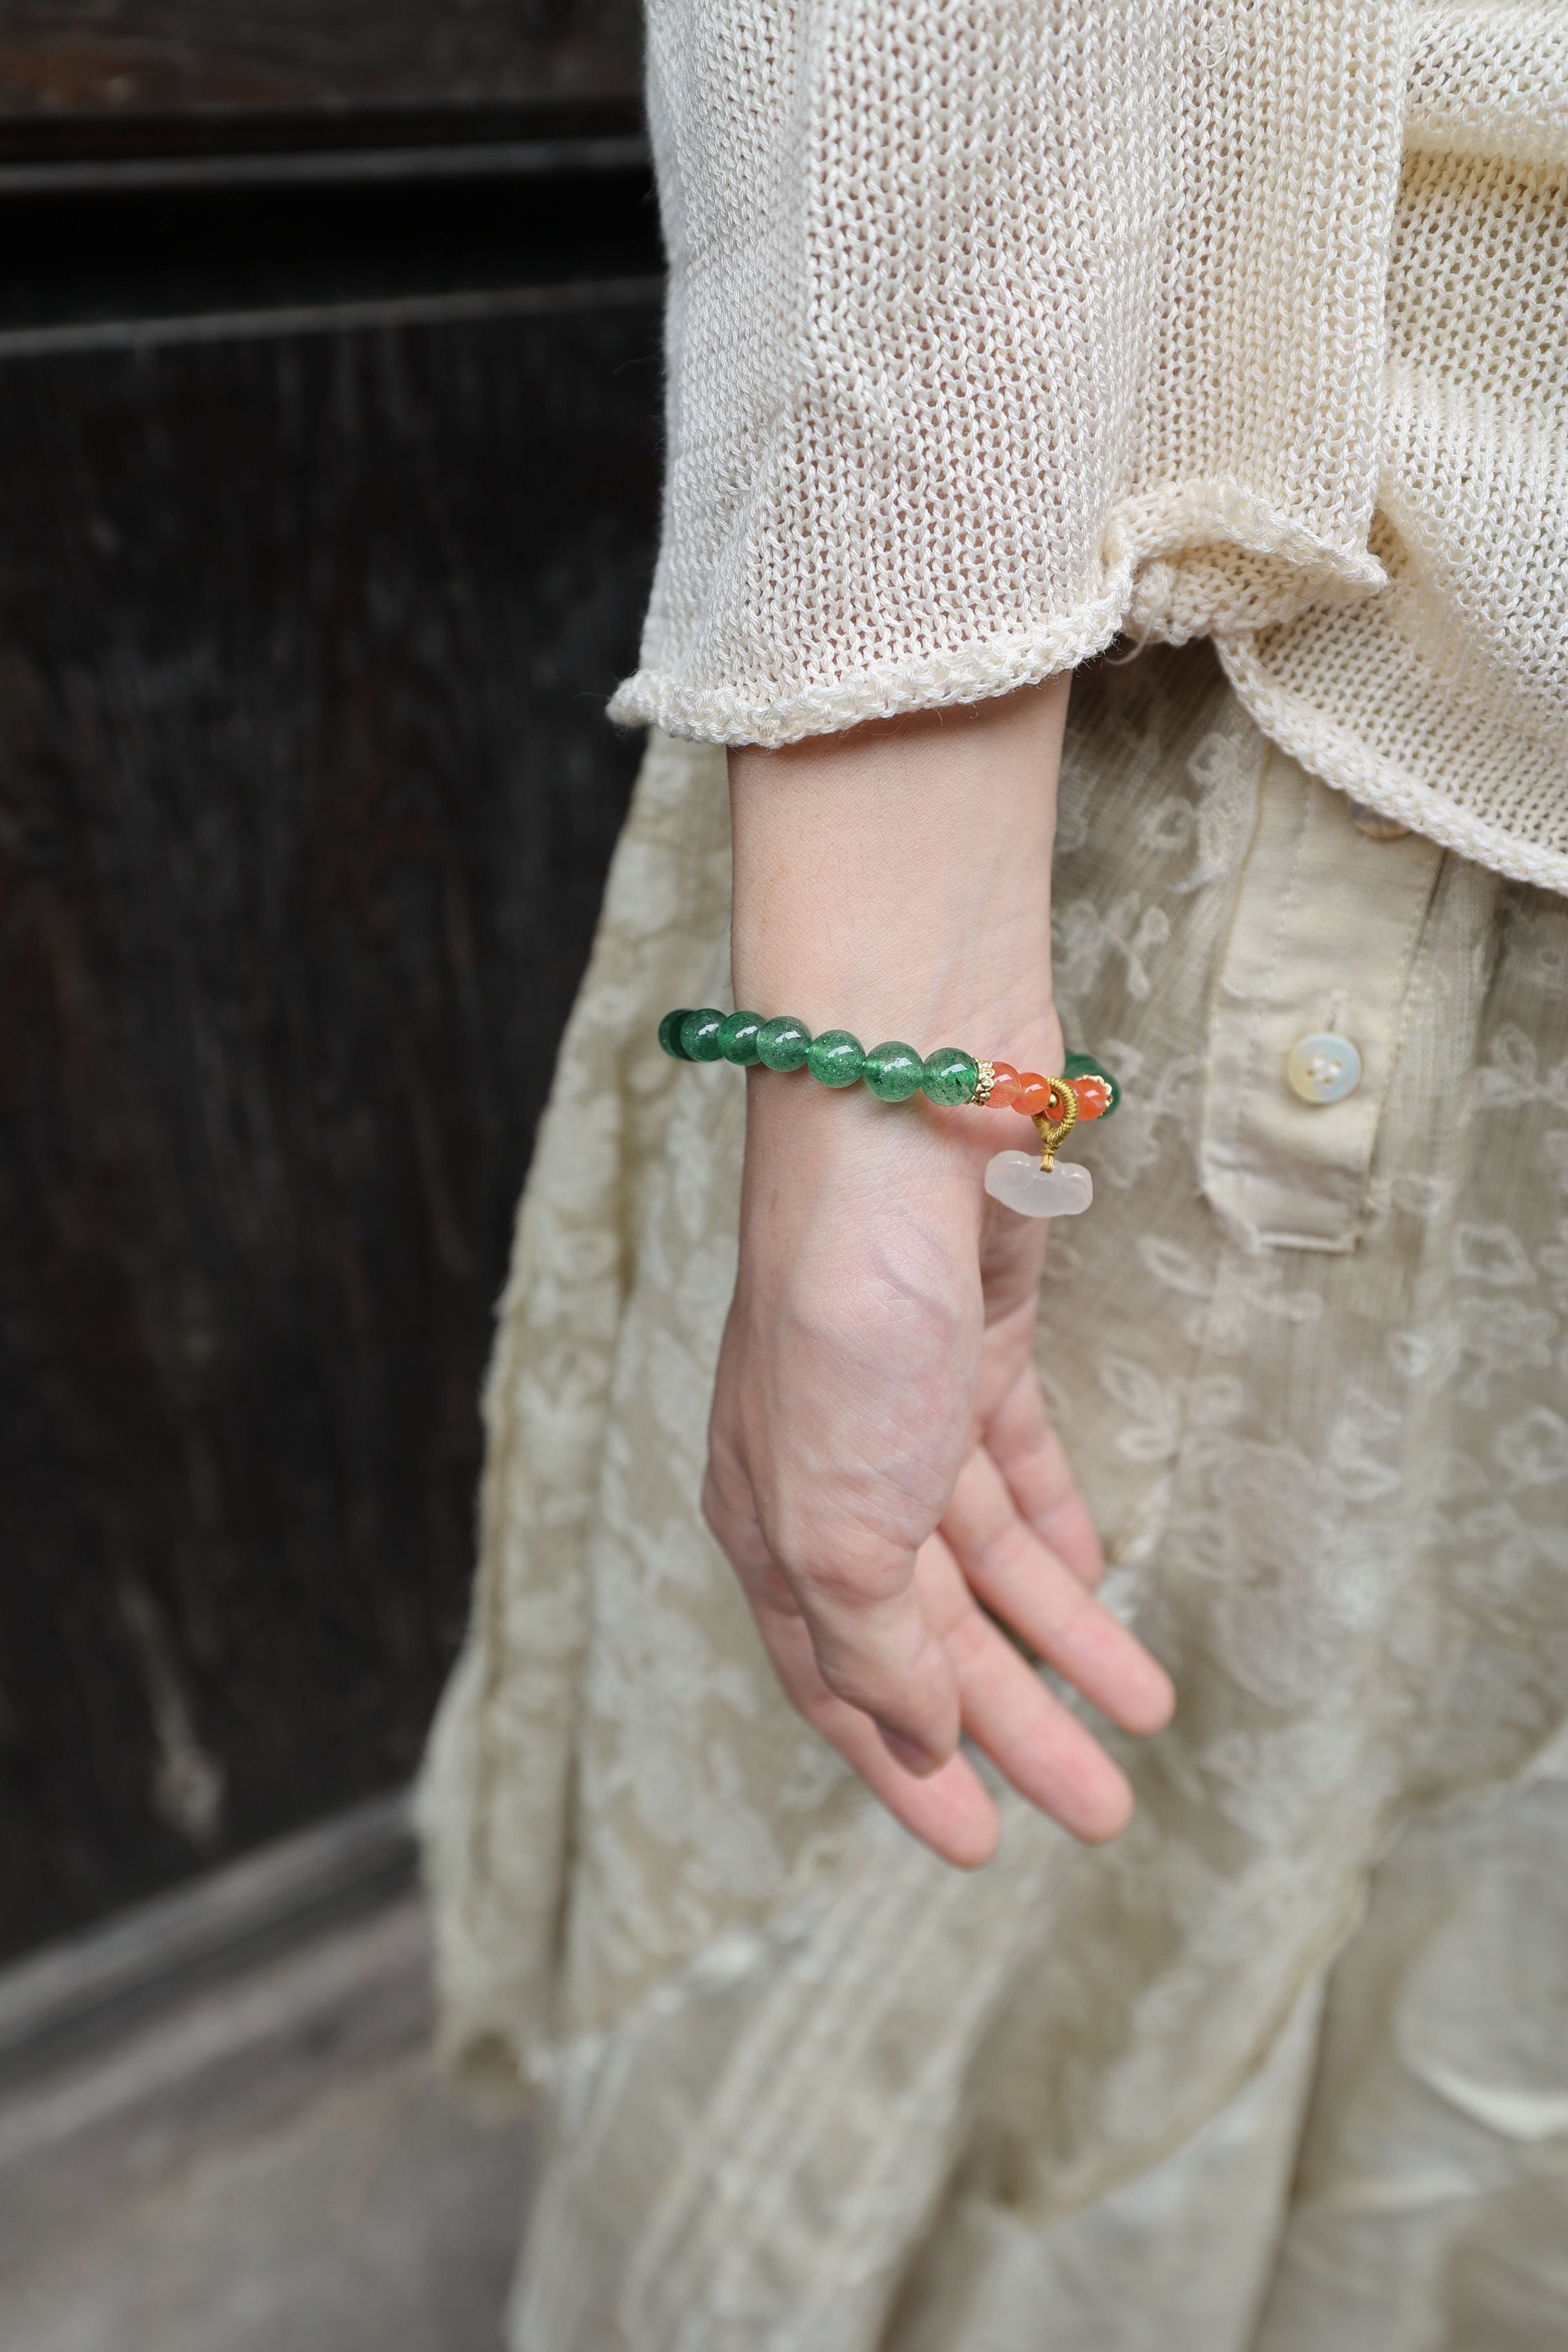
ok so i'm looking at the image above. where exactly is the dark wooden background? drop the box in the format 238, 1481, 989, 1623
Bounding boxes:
0, 2, 642, 142
0, 1, 662, 1960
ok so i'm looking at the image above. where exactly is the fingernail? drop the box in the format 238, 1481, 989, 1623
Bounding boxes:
879, 1727, 944, 1778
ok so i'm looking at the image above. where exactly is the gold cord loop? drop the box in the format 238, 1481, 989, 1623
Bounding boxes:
1032, 1079, 1078, 1170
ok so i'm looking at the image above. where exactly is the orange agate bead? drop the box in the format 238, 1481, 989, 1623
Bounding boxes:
986, 1061, 1021, 1109
1070, 1073, 1112, 1121
1014, 1072, 1052, 1116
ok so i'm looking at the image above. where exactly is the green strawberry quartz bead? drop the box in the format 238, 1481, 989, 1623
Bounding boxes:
1065, 1050, 1121, 1115
679, 1007, 727, 1063
718, 1010, 764, 1065
658, 1008, 694, 1060
807, 1029, 865, 1088
862, 1040, 925, 1102
756, 1014, 812, 1072
921, 1046, 980, 1106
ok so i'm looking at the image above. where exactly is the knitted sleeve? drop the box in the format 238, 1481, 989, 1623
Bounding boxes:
609, 1, 1411, 747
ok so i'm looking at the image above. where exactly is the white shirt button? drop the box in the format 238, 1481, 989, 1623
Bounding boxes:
1286, 1032, 1362, 1104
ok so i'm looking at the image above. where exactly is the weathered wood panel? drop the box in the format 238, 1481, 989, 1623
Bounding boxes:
0, 0, 643, 119
0, 284, 663, 1955
0, 159, 662, 333
0, 1, 643, 166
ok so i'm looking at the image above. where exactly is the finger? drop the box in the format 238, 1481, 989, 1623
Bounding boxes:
982, 1361, 1104, 1587
705, 1364, 965, 1772
941, 1449, 1175, 1735
705, 1462, 981, 1827
767, 1516, 963, 1770
917, 1534, 1133, 1843
736, 1550, 1001, 1869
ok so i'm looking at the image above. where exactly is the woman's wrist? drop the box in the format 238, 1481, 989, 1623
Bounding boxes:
727, 679, 1068, 1068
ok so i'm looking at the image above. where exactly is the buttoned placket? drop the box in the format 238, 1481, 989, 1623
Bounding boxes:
1199, 747, 1447, 1255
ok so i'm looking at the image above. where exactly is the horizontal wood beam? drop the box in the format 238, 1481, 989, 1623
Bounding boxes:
0, 2, 643, 162
0, 1792, 413, 2086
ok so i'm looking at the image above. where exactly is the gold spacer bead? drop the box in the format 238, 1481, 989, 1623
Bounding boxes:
972, 1059, 997, 1108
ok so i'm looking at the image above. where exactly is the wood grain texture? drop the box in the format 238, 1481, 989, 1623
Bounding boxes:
0, 0, 643, 115
0, 286, 662, 1955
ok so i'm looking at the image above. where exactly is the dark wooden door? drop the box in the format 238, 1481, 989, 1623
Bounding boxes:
0, 2, 661, 1959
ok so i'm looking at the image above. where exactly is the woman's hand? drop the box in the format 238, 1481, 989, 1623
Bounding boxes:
703, 682, 1175, 1870
705, 1086, 1174, 1867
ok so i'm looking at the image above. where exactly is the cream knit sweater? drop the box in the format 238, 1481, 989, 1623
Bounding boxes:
610, 1, 1568, 895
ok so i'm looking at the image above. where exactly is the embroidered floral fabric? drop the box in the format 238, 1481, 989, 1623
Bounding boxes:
417, 643, 1568, 2348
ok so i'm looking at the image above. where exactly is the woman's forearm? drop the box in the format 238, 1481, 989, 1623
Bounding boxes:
729, 678, 1070, 1084
707, 673, 1170, 1866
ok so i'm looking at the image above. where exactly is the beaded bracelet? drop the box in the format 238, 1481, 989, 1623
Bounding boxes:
658, 1007, 1119, 1220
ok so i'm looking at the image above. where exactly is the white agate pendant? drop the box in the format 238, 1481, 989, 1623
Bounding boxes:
984, 1151, 1093, 1219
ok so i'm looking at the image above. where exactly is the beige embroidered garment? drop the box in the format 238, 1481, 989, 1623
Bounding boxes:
610, 0, 1568, 892
417, 4, 1568, 2342
418, 647, 1568, 2349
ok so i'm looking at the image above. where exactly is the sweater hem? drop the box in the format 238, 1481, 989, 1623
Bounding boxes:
609, 598, 1124, 748
610, 525, 1386, 750
1217, 636, 1568, 900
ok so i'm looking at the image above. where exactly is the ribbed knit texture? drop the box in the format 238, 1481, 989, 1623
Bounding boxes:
611, 1, 1568, 896
1225, 5, 1568, 892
